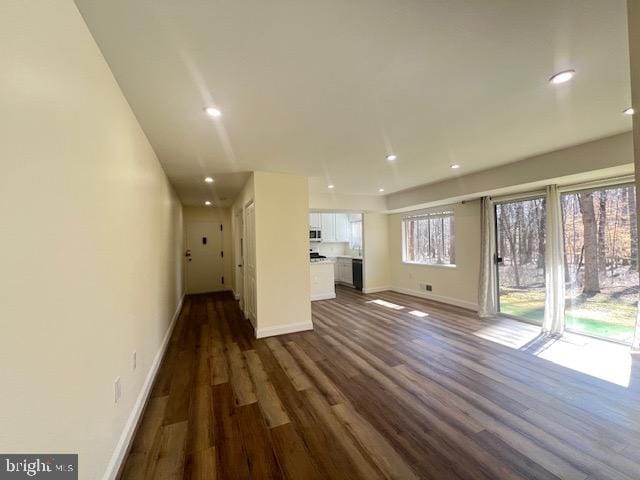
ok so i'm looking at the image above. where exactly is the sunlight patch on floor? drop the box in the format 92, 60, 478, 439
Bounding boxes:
367, 299, 405, 310
536, 334, 632, 387
474, 319, 632, 387
408, 310, 429, 318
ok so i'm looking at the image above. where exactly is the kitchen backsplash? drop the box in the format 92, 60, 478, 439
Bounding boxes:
310, 241, 348, 256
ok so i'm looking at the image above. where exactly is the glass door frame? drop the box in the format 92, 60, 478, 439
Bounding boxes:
559, 181, 637, 345
494, 194, 547, 326
491, 179, 638, 346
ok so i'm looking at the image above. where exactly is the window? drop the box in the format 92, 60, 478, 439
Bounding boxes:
561, 184, 638, 343
350, 220, 362, 250
402, 212, 455, 265
488, 180, 639, 345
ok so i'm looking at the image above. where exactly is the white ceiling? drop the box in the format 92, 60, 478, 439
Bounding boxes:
74, 0, 632, 205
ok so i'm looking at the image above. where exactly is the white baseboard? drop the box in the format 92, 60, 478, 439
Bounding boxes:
102, 293, 185, 480
390, 286, 478, 311
311, 292, 336, 301
256, 320, 314, 339
362, 286, 391, 294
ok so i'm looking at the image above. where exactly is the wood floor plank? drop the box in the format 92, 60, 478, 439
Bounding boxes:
163, 350, 195, 426
285, 340, 346, 405
265, 337, 313, 391
244, 349, 290, 428
212, 383, 251, 480
129, 396, 168, 455
209, 346, 229, 386
332, 402, 419, 480
226, 342, 257, 406
235, 402, 285, 479
184, 447, 216, 480
120, 287, 640, 480
269, 423, 325, 480
154, 421, 189, 479
303, 388, 385, 480
187, 386, 214, 455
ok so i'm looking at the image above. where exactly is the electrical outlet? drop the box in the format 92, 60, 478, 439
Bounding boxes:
132, 351, 137, 371
114, 377, 121, 403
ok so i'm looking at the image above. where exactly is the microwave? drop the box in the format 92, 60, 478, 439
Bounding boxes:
309, 229, 322, 242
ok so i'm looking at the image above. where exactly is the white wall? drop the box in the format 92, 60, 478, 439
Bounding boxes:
232, 172, 312, 337
387, 132, 634, 212
253, 172, 312, 337
388, 202, 481, 310
363, 213, 391, 292
0, 2, 184, 479
309, 192, 387, 212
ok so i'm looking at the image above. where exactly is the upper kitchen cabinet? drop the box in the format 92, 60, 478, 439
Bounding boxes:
334, 214, 349, 242
321, 214, 335, 242
309, 213, 321, 229
311, 212, 350, 243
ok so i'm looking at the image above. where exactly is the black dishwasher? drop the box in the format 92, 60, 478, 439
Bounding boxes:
352, 258, 363, 291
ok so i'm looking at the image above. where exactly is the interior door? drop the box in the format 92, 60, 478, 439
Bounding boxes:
185, 221, 224, 294
244, 203, 257, 323
235, 210, 244, 309
495, 197, 546, 324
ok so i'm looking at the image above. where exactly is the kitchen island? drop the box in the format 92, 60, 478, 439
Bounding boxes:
310, 259, 336, 300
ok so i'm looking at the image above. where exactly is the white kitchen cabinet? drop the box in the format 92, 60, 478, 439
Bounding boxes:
334, 214, 349, 242
310, 261, 336, 300
321, 213, 336, 242
335, 257, 353, 285
342, 259, 353, 285
309, 213, 321, 229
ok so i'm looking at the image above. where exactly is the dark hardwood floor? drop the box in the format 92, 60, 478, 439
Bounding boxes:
120, 286, 640, 480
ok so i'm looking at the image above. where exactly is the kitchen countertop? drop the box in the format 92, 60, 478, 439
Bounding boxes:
310, 259, 336, 264
332, 255, 363, 260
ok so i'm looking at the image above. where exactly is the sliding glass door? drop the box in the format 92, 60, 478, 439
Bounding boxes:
495, 197, 546, 324
561, 184, 638, 343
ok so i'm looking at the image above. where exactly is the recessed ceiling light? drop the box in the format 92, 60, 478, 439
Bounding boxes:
379, 188, 385, 192
204, 107, 222, 118
205, 201, 212, 206
204, 176, 214, 183
450, 164, 461, 169
386, 154, 397, 161
623, 107, 635, 115
549, 70, 575, 85
327, 184, 335, 189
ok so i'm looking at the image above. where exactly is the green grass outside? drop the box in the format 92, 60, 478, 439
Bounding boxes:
499, 288, 636, 343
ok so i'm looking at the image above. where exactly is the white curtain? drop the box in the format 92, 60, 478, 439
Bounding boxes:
542, 185, 565, 335
478, 196, 497, 318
